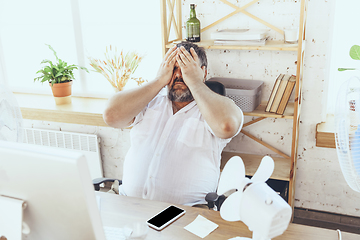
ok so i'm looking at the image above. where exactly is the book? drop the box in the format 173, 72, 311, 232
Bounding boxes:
214, 37, 269, 46
265, 74, 284, 112
270, 74, 291, 113
276, 75, 296, 115
211, 29, 269, 41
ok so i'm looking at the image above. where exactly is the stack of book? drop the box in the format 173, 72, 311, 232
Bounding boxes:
265, 74, 296, 115
211, 29, 269, 46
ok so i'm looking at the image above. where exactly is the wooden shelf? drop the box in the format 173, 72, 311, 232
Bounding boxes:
316, 115, 336, 148
221, 151, 291, 181
160, 0, 308, 210
15, 93, 108, 127
244, 101, 294, 119
166, 40, 298, 51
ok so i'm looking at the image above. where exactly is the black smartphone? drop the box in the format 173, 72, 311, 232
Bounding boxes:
146, 205, 186, 231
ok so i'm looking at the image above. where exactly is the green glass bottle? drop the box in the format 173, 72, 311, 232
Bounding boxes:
186, 4, 200, 42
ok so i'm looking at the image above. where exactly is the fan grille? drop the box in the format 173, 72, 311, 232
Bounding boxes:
335, 76, 360, 192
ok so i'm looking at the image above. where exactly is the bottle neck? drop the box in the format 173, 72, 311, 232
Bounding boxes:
190, 8, 196, 18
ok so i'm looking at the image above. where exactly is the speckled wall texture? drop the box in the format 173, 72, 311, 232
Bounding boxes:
24, 0, 360, 218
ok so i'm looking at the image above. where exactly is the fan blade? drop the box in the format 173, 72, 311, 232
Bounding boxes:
251, 156, 274, 183
217, 156, 245, 195
219, 191, 242, 221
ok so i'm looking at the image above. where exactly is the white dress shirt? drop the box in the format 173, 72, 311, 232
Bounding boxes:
119, 90, 241, 206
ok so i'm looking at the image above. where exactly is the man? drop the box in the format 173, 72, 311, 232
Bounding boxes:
103, 42, 243, 206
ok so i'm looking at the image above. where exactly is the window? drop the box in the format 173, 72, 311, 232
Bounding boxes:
324, 0, 360, 118
0, 0, 162, 98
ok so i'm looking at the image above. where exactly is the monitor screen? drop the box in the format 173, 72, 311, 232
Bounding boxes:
0, 140, 106, 240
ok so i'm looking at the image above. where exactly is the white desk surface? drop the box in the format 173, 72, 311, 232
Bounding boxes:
96, 192, 359, 240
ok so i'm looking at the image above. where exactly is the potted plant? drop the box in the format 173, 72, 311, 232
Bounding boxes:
88, 45, 146, 92
34, 44, 88, 104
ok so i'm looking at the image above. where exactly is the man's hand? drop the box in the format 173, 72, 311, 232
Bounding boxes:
155, 45, 178, 87
176, 46, 206, 88
176, 46, 242, 139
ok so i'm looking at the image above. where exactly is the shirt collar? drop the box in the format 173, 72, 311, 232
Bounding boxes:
165, 96, 197, 115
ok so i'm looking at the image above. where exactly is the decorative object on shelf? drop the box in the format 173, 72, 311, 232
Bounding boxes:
34, 44, 89, 105
186, 4, 200, 42
283, 27, 298, 44
265, 74, 296, 114
266, 74, 284, 112
88, 45, 146, 92
211, 29, 269, 46
207, 77, 263, 112
275, 76, 296, 115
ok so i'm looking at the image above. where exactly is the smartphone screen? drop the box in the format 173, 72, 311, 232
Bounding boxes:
146, 205, 185, 230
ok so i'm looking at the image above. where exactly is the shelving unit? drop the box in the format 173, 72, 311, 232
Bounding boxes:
160, 0, 308, 211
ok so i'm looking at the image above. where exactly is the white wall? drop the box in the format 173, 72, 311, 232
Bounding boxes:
23, 0, 360, 217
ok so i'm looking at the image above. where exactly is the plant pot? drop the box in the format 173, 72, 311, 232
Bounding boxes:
49, 81, 73, 105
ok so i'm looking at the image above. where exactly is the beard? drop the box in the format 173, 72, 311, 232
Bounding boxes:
168, 77, 194, 102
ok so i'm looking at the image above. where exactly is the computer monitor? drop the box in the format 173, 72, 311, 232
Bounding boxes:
0, 140, 106, 240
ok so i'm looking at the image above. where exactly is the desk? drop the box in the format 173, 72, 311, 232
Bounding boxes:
96, 192, 359, 240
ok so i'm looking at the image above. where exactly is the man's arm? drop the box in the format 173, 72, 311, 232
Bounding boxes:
176, 46, 243, 139
103, 46, 178, 128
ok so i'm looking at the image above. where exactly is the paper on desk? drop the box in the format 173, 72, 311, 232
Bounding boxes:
184, 215, 219, 238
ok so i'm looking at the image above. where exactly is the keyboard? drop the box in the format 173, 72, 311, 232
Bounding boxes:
104, 226, 126, 240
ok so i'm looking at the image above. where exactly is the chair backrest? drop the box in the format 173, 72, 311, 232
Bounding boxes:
205, 81, 226, 96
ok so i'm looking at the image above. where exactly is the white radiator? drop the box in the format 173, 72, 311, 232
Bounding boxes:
22, 128, 103, 180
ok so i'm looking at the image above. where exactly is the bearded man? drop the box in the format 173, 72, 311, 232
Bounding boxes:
103, 42, 243, 206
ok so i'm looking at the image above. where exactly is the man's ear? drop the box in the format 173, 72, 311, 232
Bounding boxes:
202, 66, 207, 82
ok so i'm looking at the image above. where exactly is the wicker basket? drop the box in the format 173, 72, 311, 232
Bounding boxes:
207, 77, 264, 112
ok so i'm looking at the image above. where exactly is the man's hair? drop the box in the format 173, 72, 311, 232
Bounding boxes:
176, 41, 207, 68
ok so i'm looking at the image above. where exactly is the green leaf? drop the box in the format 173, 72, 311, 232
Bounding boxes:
44, 66, 52, 73
46, 44, 59, 61
349, 45, 360, 60
80, 66, 89, 73
338, 68, 357, 71
41, 59, 52, 64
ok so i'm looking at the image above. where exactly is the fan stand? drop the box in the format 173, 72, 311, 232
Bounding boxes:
0, 195, 29, 240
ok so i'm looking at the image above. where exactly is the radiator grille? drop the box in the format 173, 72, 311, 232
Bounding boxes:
22, 128, 103, 179
23, 128, 98, 152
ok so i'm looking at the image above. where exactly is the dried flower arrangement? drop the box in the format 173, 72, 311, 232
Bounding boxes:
88, 45, 146, 91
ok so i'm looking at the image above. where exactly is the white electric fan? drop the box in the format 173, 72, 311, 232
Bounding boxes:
217, 156, 292, 240
334, 76, 360, 192
0, 83, 27, 240
0, 84, 24, 142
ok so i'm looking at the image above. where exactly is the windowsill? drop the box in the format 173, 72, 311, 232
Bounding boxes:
15, 93, 109, 127
315, 114, 335, 148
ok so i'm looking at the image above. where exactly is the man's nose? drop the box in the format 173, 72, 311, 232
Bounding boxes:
173, 68, 182, 78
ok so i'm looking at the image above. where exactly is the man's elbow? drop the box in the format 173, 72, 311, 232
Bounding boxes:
103, 108, 117, 127
219, 117, 242, 139
103, 107, 134, 129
